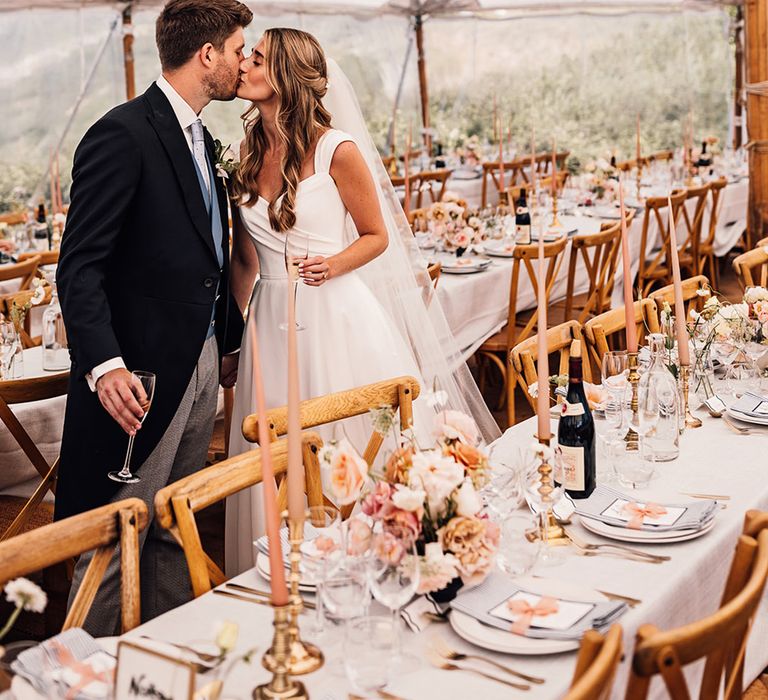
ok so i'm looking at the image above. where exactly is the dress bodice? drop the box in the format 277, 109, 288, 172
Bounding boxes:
238, 129, 354, 279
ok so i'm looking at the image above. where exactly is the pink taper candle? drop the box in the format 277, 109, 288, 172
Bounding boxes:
635, 114, 641, 165
618, 183, 638, 353
248, 321, 289, 606
530, 127, 537, 193
403, 122, 412, 218
551, 138, 557, 197
536, 221, 550, 441
667, 195, 690, 365
286, 273, 304, 521
498, 116, 505, 195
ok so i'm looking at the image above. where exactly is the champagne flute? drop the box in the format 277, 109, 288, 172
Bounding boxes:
108, 371, 156, 483
279, 233, 309, 332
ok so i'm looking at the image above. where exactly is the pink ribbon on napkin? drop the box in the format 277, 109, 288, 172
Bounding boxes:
50, 640, 114, 700
507, 596, 559, 635
621, 501, 668, 530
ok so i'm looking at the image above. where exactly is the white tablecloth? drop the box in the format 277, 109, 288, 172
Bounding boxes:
111, 405, 768, 700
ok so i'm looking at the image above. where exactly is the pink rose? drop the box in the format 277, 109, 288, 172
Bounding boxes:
328, 439, 368, 506
382, 506, 421, 544
373, 531, 406, 566
361, 481, 393, 519
434, 410, 479, 445
346, 518, 373, 556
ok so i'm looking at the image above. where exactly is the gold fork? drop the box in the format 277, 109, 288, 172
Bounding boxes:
426, 650, 530, 690
431, 637, 544, 684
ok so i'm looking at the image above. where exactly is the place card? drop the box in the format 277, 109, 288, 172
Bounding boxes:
114, 641, 195, 700
489, 591, 594, 631
704, 395, 727, 415
600, 498, 685, 527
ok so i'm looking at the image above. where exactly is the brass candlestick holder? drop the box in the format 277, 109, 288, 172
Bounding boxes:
636, 161, 643, 201
498, 189, 509, 208
535, 433, 567, 546
550, 188, 562, 229
679, 364, 702, 429
263, 514, 323, 676
253, 604, 308, 700
624, 351, 640, 451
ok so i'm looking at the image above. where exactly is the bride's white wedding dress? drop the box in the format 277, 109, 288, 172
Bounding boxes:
224, 128, 427, 575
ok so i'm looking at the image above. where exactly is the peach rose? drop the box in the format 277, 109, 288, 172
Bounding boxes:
328, 438, 368, 506
584, 382, 608, 410
434, 410, 479, 445
439, 516, 498, 586
346, 517, 373, 556
373, 531, 406, 566
385, 446, 415, 484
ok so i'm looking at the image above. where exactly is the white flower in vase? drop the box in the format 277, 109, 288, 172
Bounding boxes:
4, 577, 46, 613
408, 449, 464, 517
454, 479, 482, 517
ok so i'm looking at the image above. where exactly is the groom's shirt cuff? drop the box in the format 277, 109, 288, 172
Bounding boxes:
86, 357, 126, 392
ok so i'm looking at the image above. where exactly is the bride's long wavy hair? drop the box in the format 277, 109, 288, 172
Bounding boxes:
232, 28, 332, 233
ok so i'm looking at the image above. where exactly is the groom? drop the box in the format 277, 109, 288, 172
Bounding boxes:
56, 0, 251, 634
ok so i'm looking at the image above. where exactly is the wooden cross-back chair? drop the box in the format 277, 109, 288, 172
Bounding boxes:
733, 245, 768, 292
506, 183, 531, 206
0, 498, 147, 633
413, 169, 452, 209
381, 155, 396, 172
648, 274, 710, 324
0, 285, 53, 349
538, 171, 569, 195
560, 214, 630, 324
678, 183, 710, 280
0, 367, 69, 541
698, 177, 727, 288
427, 261, 441, 289
241, 376, 420, 516
154, 433, 324, 598
0, 212, 26, 226
390, 174, 420, 212
481, 159, 527, 207
508, 321, 588, 421
407, 207, 429, 233
625, 515, 768, 699
636, 189, 688, 297
648, 150, 674, 163
565, 625, 623, 700
18, 250, 60, 267
0, 255, 41, 294
583, 299, 660, 379
477, 236, 569, 424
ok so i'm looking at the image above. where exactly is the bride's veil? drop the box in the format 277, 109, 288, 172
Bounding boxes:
322, 59, 500, 443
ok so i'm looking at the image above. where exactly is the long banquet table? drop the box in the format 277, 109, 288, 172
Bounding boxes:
108, 406, 768, 700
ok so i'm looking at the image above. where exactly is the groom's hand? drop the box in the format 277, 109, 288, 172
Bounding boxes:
220, 352, 239, 388
96, 368, 145, 435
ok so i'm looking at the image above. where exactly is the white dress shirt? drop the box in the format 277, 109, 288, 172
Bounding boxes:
86, 76, 208, 391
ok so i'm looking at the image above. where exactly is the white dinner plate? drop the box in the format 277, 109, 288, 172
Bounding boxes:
438, 255, 492, 274
579, 514, 716, 544
484, 241, 517, 258
449, 576, 606, 655
726, 406, 768, 427
256, 552, 316, 592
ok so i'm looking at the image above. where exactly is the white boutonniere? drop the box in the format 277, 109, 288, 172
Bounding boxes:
213, 139, 237, 180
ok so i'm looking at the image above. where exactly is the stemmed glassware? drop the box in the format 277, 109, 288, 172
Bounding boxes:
280, 232, 309, 332
600, 351, 629, 481
0, 321, 19, 379
107, 371, 156, 483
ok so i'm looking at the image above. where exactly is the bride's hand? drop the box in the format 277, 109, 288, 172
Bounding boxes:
299, 256, 332, 286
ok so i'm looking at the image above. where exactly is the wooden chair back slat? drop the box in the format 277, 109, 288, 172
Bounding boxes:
0, 498, 148, 633
649, 150, 674, 162
733, 246, 768, 291
414, 169, 452, 209
0, 256, 40, 292
0, 212, 26, 225
626, 523, 768, 700
565, 625, 623, 700
154, 434, 324, 597
481, 159, 528, 207
0, 284, 53, 349
679, 184, 710, 275
509, 321, 589, 414
649, 275, 711, 322
637, 190, 688, 297
583, 299, 660, 378
18, 250, 60, 267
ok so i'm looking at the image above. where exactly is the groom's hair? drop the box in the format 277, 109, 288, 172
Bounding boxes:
156, 0, 252, 71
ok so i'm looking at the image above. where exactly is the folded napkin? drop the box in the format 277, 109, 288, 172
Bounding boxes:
254, 521, 330, 567
730, 391, 768, 419
450, 573, 626, 640
11, 628, 114, 700
573, 485, 717, 532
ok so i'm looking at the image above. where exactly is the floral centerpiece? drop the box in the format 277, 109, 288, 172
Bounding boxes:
318, 410, 499, 600
743, 286, 768, 344
581, 157, 618, 203
425, 196, 485, 256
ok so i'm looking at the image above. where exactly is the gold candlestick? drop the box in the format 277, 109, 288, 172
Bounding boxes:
679, 364, 702, 429
253, 604, 308, 700
550, 188, 562, 229
535, 433, 567, 545
624, 351, 640, 451
498, 189, 509, 209
263, 514, 323, 676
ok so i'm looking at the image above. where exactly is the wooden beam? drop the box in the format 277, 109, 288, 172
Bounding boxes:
122, 5, 136, 101
744, 0, 768, 248
414, 14, 431, 152
734, 5, 744, 151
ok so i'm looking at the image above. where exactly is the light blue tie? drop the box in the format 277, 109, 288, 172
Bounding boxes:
190, 119, 210, 198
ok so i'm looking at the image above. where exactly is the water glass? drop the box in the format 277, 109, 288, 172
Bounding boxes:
615, 450, 655, 489
0, 321, 19, 379
343, 616, 397, 695
496, 511, 541, 577
322, 554, 370, 622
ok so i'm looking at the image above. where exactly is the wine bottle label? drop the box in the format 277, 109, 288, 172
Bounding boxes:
558, 444, 585, 491
515, 224, 531, 244
560, 400, 585, 416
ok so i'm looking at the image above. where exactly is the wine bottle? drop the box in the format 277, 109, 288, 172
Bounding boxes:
514, 188, 531, 244
556, 340, 596, 499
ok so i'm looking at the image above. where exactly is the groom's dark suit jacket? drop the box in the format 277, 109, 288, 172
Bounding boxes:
55, 83, 244, 520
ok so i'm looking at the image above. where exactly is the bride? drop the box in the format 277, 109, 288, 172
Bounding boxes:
224, 27, 499, 575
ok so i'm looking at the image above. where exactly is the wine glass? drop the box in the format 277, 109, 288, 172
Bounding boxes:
600, 351, 629, 480
343, 616, 398, 696
108, 371, 156, 483
322, 553, 370, 622
0, 321, 18, 379
279, 232, 309, 332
